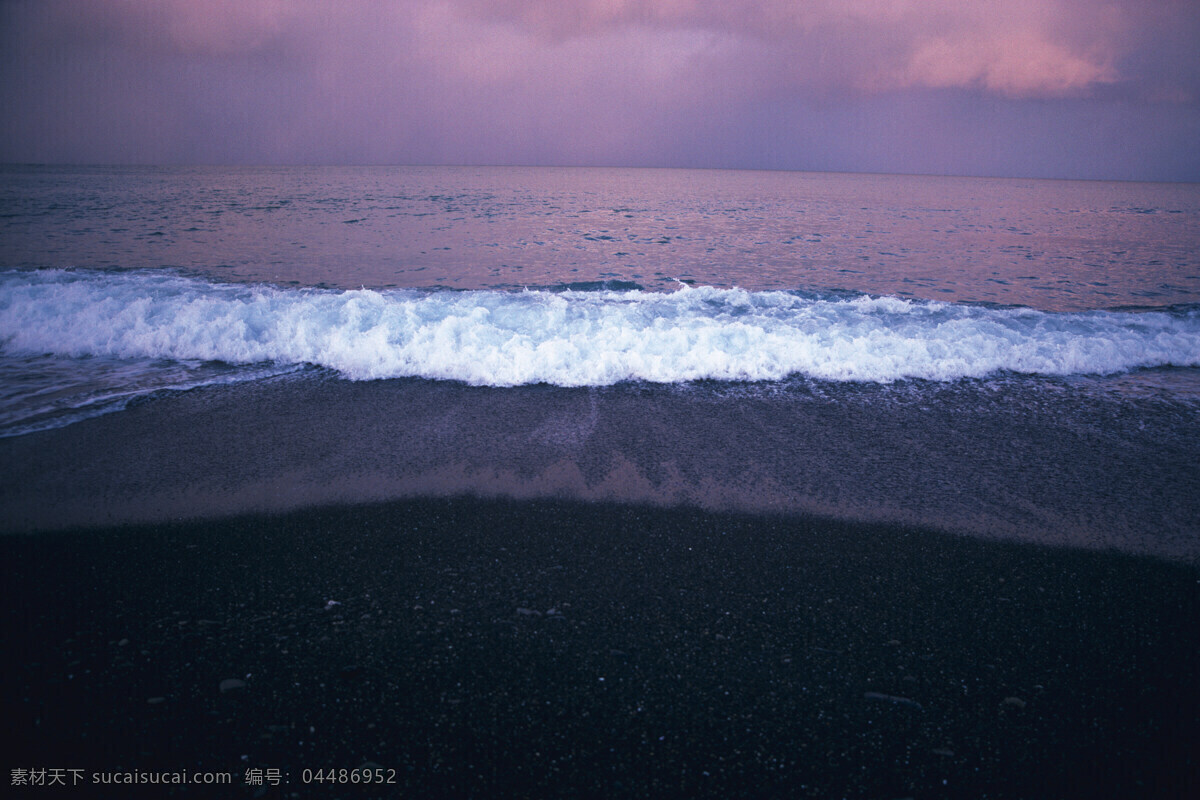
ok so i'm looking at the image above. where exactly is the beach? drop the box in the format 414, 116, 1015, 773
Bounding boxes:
2, 165, 1198, 798
3, 370, 1199, 798
4, 0, 1200, 790
5, 495, 1197, 798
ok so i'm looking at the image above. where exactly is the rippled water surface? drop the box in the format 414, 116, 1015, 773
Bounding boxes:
3, 165, 1199, 311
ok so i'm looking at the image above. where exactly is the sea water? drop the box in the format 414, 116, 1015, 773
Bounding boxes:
1, 166, 1198, 558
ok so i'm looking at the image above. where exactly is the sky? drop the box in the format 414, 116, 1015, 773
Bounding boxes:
1, 0, 1198, 181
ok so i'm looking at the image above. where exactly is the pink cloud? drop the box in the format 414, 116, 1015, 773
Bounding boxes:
2, 0, 1196, 177
455, 0, 1125, 98
896, 33, 1116, 97
15, 0, 1156, 100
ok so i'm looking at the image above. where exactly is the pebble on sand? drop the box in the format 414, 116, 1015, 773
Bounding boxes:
863, 691, 924, 711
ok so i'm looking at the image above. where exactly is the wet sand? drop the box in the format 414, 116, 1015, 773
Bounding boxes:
4, 373, 1199, 563
4, 497, 1197, 798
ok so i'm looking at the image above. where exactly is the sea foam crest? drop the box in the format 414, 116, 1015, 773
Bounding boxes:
2, 269, 1198, 386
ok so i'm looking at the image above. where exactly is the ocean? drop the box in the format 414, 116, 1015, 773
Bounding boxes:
3, 165, 1200, 797
2, 165, 1198, 559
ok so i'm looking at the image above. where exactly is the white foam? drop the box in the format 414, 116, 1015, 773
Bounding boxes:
3, 269, 1199, 386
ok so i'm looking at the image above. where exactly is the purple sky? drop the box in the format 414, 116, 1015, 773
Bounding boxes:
2, 0, 1198, 180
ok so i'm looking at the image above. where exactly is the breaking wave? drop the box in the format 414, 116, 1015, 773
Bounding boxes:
3, 269, 1199, 387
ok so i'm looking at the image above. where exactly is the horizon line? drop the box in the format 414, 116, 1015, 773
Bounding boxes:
2, 161, 1196, 186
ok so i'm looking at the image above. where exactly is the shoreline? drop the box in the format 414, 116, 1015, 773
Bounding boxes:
4, 372, 1199, 564
5, 496, 1197, 797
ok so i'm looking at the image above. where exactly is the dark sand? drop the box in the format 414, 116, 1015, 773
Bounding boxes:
6, 373, 1199, 562
4, 497, 1197, 798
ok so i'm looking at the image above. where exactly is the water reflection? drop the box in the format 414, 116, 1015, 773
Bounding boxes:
2, 165, 1198, 312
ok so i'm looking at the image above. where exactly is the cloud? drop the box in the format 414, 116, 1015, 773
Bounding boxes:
9, 1, 1131, 97
895, 32, 1116, 97
0, 0, 1197, 178
456, 0, 1125, 98
2, 1, 1179, 103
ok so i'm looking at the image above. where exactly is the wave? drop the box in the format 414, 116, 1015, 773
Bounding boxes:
3, 269, 1199, 387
